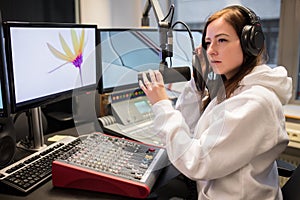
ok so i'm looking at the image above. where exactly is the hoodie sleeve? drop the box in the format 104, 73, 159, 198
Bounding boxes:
152, 84, 289, 180
174, 79, 203, 135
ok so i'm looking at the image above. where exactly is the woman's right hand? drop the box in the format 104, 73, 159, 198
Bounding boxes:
139, 70, 169, 105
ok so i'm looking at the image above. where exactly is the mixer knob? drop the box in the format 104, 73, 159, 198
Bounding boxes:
145, 155, 153, 160
140, 163, 148, 169
134, 172, 143, 179
126, 163, 134, 169
147, 148, 155, 153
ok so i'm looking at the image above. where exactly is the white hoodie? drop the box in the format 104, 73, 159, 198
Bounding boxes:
152, 64, 292, 200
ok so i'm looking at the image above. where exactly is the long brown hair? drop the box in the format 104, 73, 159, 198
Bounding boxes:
196, 5, 267, 105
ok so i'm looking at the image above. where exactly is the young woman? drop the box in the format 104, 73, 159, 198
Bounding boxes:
139, 5, 292, 200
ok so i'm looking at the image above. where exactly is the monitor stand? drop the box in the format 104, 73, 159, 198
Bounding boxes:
27, 107, 47, 151
17, 107, 47, 152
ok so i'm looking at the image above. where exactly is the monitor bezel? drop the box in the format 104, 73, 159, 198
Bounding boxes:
97, 27, 202, 94
0, 13, 9, 118
3, 21, 99, 114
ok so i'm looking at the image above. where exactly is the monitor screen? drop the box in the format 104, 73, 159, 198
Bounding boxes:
0, 81, 5, 117
4, 22, 98, 113
97, 28, 202, 94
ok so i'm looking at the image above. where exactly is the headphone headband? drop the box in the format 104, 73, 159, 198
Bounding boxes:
234, 5, 261, 25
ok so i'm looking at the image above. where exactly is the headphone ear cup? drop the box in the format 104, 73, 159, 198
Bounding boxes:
241, 24, 264, 56
241, 25, 254, 56
250, 24, 264, 55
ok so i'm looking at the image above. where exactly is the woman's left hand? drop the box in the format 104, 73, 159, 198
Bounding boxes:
139, 70, 169, 105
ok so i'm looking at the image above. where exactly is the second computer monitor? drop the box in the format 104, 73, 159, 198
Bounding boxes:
98, 28, 202, 94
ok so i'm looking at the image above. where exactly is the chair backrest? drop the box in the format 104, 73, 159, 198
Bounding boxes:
281, 163, 300, 200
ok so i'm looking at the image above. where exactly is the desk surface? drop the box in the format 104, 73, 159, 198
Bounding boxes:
0, 177, 188, 200
0, 179, 137, 200
284, 104, 300, 120
0, 126, 188, 200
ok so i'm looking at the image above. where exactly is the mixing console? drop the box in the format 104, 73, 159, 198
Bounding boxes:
52, 132, 168, 199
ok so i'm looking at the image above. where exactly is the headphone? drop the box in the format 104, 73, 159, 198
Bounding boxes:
202, 5, 265, 56
194, 5, 265, 92
233, 5, 265, 56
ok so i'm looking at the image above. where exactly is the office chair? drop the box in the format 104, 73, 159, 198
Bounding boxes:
277, 159, 300, 200
281, 163, 300, 199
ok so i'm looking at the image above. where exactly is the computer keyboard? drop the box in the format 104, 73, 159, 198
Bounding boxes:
0, 135, 78, 193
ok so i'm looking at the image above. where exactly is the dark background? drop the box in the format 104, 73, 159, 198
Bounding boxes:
0, 0, 75, 22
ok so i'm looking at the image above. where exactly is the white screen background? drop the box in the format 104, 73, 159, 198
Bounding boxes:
10, 27, 96, 104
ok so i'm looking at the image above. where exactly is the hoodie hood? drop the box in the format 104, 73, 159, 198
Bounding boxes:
240, 64, 292, 105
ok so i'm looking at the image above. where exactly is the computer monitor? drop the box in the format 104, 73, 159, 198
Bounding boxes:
0, 12, 15, 168
0, 15, 9, 118
97, 28, 202, 94
3, 21, 98, 150
0, 64, 8, 119
3, 22, 98, 113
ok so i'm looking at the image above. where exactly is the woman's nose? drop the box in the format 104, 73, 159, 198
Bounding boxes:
207, 43, 217, 55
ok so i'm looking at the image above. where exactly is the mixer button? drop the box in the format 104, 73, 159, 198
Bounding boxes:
145, 155, 153, 160
140, 163, 148, 169
147, 148, 155, 153
134, 172, 143, 179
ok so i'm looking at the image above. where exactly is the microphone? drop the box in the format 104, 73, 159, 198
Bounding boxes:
166, 28, 173, 58
139, 2, 191, 85
138, 66, 191, 84
159, 26, 173, 61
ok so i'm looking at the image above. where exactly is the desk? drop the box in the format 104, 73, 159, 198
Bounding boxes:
284, 104, 300, 123
0, 177, 189, 200
0, 126, 189, 200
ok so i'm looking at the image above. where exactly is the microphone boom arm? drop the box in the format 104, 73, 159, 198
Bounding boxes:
142, 0, 168, 27
141, 0, 173, 65
139, 0, 191, 84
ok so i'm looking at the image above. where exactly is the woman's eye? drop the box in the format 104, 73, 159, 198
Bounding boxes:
218, 38, 227, 43
205, 41, 211, 47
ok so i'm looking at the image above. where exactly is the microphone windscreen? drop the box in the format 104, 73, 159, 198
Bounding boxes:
137, 66, 191, 85
161, 67, 191, 84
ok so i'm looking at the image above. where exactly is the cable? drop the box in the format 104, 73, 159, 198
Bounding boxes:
168, 57, 173, 67
172, 20, 196, 51
162, 4, 175, 23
